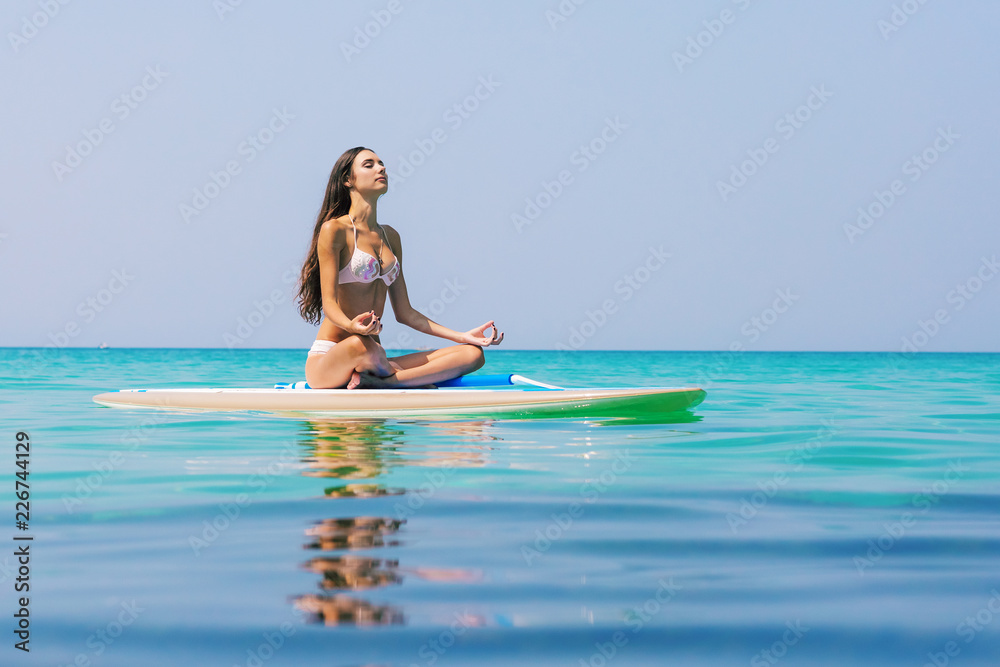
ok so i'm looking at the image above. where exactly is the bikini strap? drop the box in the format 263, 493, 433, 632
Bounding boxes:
347, 214, 359, 244
347, 214, 388, 264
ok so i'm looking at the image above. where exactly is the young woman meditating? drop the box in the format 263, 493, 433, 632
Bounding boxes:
296, 146, 503, 389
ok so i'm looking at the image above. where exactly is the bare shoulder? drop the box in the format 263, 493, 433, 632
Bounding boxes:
317, 216, 350, 249
381, 224, 403, 253
381, 223, 401, 243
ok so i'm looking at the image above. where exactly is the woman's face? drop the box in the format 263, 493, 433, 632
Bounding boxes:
348, 150, 388, 195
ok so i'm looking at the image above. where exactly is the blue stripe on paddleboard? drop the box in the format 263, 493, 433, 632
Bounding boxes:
435, 374, 514, 388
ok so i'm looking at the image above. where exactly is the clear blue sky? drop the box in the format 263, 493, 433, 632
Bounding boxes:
3, 1, 998, 351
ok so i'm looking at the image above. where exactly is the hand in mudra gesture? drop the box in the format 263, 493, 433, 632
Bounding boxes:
350, 310, 383, 336
462, 321, 504, 347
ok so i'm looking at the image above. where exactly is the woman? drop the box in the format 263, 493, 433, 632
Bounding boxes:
296, 146, 503, 389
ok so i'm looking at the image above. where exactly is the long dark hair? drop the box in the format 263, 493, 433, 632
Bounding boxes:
296, 146, 372, 325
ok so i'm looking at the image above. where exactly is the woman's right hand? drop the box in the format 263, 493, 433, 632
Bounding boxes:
348, 310, 382, 336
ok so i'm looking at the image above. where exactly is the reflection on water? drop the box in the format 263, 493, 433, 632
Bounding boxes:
294, 593, 405, 627
301, 419, 406, 480
294, 513, 406, 626
304, 517, 404, 551
306, 554, 403, 590
292, 418, 496, 626
322, 483, 406, 499
588, 411, 703, 427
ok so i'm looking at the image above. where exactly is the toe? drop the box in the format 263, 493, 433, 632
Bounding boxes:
347, 371, 362, 390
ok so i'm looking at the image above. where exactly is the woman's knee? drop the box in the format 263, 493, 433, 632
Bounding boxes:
465, 344, 485, 370
345, 335, 391, 372
339, 336, 372, 363
341, 335, 368, 355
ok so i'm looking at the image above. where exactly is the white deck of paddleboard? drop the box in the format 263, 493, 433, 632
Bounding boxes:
92, 386, 705, 417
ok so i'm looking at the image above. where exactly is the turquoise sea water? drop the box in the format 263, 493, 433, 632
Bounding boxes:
3, 348, 999, 666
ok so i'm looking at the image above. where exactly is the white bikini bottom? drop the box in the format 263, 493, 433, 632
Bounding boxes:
308, 339, 337, 356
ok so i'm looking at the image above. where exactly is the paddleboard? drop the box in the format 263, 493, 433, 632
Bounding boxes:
92, 374, 706, 420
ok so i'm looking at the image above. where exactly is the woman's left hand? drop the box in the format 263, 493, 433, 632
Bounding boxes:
462, 321, 504, 347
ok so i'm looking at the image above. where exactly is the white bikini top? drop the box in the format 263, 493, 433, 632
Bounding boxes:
338, 216, 400, 286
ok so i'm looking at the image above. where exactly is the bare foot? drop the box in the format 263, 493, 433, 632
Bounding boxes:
347, 371, 363, 390
347, 371, 437, 390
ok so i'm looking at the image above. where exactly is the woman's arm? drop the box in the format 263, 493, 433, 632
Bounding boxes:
384, 225, 503, 346
382, 224, 453, 338
317, 220, 377, 333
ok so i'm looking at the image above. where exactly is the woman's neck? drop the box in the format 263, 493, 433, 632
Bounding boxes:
349, 194, 379, 230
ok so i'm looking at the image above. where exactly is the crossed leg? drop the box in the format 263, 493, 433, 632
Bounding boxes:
376, 344, 485, 388
305, 335, 485, 390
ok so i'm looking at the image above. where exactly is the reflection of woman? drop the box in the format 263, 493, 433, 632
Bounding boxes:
296, 147, 504, 389
300, 419, 492, 482
301, 419, 402, 481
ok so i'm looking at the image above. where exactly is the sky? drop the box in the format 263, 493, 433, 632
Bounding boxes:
2, 1, 998, 352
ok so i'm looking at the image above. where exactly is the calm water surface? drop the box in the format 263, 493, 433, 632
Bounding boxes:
3, 349, 999, 666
